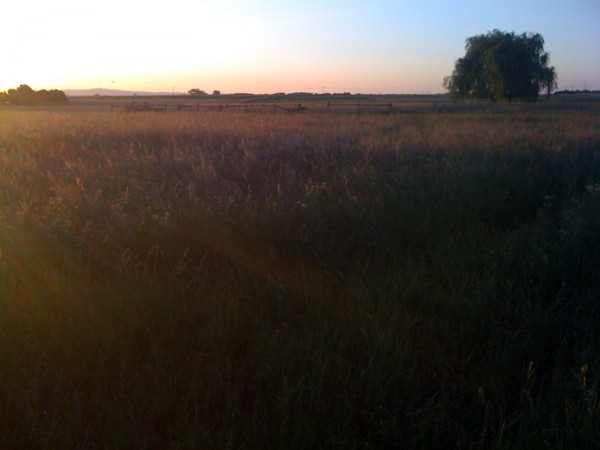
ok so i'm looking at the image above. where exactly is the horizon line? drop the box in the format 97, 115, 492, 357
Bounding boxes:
64, 87, 449, 96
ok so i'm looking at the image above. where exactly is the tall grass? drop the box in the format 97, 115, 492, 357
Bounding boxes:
0, 103, 599, 448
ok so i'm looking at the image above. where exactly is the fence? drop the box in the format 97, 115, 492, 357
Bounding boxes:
110, 100, 461, 113
110, 101, 396, 113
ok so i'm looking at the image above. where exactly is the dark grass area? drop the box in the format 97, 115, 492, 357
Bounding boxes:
0, 104, 599, 448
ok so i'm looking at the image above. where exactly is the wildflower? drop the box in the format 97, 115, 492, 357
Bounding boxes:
586, 184, 600, 194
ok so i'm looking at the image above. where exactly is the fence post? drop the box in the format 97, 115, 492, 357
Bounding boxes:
357, 100, 360, 112
388, 102, 392, 113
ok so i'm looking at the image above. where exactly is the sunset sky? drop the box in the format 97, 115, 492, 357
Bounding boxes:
2, 0, 599, 94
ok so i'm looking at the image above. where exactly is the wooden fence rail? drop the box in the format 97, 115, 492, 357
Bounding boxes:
110, 102, 307, 112
326, 101, 392, 112
110, 100, 458, 113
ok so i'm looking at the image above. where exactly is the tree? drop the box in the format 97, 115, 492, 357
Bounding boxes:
443, 30, 557, 102
1, 85, 67, 104
16, 84, 35, 95
45, 89, 67, 102
13, 84, 35, 104
212, 90, 221, 96
188, 88, 207, 96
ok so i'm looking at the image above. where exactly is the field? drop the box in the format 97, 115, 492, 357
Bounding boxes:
1, 98, 599, 448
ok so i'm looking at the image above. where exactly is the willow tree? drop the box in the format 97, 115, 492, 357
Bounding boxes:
443, 30, 557, 102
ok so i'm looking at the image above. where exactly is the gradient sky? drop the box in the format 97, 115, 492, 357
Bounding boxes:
2, 0, 599, 94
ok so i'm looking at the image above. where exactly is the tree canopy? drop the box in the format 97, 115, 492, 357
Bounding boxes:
443, 30, 557, 102
0, 84, 67, 104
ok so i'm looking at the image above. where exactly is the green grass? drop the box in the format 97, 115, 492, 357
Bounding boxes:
0, 103, 599, 448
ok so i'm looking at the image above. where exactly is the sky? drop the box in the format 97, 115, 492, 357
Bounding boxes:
2, 0, 599, 94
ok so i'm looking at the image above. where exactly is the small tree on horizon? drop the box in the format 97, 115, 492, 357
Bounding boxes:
443, 30, 557, 102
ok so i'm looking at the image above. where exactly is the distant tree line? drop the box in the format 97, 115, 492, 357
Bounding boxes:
188, 89, 221, 96
270, 92, 354, 98
555, 89, 600, 95
0, 84, 67, 105
187, 90, 358, 99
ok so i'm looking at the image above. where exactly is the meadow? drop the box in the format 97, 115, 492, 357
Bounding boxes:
0, 99, 599, 448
